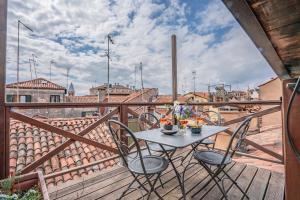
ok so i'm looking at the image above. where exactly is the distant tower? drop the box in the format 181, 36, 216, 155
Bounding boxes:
68, 82, 75, 96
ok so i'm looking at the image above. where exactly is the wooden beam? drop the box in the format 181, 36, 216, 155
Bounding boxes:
171, 34, 177, 101
282, 79, 300, 200
10, 111, 116, 152
15, 109, 118, 174
119, 105, 128, 148
222, 0, 290, 79
5, 100, 282, 109
223, 105, 281, 126
0, 0, 7, 179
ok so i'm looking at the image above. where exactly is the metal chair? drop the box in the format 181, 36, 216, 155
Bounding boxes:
182, 116, 252, 200
181, 110, 222, 165
108, 119, 169, 200
138, 112, 176, 155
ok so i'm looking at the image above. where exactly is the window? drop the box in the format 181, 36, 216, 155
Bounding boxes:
6, 94, 14, 102
19, 95, 32, 103
50, 95, 60, 103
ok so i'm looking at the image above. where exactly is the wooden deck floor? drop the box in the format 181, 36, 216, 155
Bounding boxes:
49, 149, 284, 200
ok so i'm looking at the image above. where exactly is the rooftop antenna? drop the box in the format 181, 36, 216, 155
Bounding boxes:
49, 60, 55, 81
17, 19, 33, 102
104, 34, 114, 102
192, 70, 196, 94
134, 65, 139, 90
31, 54, 38, 78
28, 58, 33, 80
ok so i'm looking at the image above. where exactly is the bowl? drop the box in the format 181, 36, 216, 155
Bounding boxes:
164, 124, 173, 130
191, 127, 201, 134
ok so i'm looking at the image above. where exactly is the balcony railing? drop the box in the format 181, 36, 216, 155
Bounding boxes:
2, 100, 283, 183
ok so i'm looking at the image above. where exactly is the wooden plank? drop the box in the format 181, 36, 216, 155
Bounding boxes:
20, 108, 118, 174
226, 165, 258, 199
0, 0, 7, 179
10, 111, 118, 153
170, 163, 235, 199
222, 0, 290, 79
264, 171, 285, 200
91, 150, 190, 200
246, 167, 271, 199
282, 79, 300, 200
54, 149, 189, 200
198, 163, 245, 199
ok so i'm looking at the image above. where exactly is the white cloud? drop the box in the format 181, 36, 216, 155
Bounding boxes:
6, 0, 275, 95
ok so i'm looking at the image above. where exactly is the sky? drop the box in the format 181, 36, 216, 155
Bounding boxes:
6, 0, 276, 95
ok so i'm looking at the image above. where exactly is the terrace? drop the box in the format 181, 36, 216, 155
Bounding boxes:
0, 0, 300, 200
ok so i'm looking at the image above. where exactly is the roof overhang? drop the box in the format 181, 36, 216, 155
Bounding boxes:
222, 0, 300, 80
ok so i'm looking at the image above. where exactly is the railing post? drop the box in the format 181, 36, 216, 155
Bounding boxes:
282, 79, 300, 200
0, 0, 7, 179
119, 105, 128, 147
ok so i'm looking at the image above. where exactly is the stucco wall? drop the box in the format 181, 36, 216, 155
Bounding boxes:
259, 78, 282, 128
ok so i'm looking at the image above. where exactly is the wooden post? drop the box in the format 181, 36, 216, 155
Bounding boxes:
119, 105, 128, 146
282, 79, 300, 200
0, 0, 7, 179
171, 35, 177, 124
171, 35, 178, 102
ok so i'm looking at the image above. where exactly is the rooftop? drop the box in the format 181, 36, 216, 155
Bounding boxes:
9, 117, 117, 187
6, 78, 66, 91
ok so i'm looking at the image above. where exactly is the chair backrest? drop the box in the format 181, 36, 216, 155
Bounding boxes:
108, 119, 146, 171
138, 112, 160, 131
201, 110, 222, 126
221, 116, 252, 165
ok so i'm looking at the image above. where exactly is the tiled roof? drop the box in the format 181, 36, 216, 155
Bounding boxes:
66, 95, 98, 103
9, 117, 117, 187
184, 92, 209, 99
6, 78, 66, 90
104, 95, 128, 103
123, 88, 155, 102
154, 95, 188, 103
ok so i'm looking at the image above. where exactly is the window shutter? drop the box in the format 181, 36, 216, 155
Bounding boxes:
26, 95, 32, 102
6, 95, 13, 102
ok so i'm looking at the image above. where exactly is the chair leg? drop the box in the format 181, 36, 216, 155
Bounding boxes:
200, 163, 229, 200
222, 169, 250, 199
145, 173, 163, 200
118, 175, 139, 200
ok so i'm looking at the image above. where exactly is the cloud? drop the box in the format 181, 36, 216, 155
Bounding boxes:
6, 0, 275, 95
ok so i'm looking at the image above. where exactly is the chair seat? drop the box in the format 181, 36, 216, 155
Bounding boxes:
128, 155, 169, 175
200, 138, 215, 145
148, 143, 176, 152
194, 150, 232, 165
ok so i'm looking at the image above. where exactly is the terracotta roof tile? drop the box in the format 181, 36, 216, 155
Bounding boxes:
6, 78, 66, 90
9, 117, 117, 187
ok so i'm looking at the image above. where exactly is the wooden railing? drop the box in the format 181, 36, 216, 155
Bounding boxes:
2, 100, 283, 180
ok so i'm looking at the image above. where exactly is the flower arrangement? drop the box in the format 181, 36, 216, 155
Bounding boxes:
173, 101, 193, 120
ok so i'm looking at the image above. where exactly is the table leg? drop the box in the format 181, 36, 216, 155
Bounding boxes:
160, 145, 186, 200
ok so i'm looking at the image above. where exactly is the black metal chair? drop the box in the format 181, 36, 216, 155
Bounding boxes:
108, 119, 169, 200
197, 110, 222, 148
138, 112, 176, 155
182, 116, 252, 200
181, 110, 222, 165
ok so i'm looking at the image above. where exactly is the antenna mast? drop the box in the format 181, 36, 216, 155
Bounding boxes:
192, 70, 196, 94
